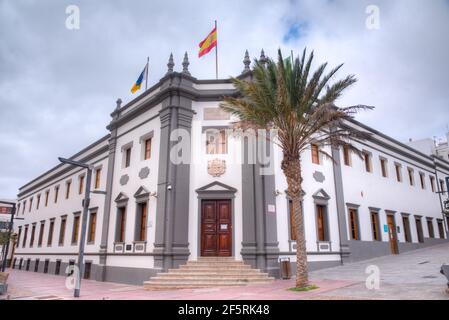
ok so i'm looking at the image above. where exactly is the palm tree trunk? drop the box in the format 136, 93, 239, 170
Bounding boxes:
282, 155, 308, 288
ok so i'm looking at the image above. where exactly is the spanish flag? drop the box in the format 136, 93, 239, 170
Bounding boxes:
130, 62, 148, 94
198, 26, 217, 58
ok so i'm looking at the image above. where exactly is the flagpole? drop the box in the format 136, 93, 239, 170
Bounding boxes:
145, 57, 149, 91
215, 20, 218, 79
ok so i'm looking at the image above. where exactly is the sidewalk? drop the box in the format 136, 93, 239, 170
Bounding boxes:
1, 269, 353, 300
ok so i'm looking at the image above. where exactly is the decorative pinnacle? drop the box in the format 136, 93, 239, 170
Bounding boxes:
116, 98, 122, 110
182, 51, 191, 75
243, 50, 251, 72
259, 49, 268, 66
166, 53, 174, 74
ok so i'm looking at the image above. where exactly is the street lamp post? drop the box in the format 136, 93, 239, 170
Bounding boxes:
58, 157, 92, 298
1, 201, 16, 272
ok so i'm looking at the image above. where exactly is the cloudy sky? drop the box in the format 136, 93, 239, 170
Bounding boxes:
1, 0, 448, 199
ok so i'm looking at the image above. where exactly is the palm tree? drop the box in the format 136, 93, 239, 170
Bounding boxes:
220, 48, 372, 288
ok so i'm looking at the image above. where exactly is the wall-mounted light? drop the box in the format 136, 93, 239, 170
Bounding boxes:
167, 184, 172, 191
274, 189, 283, 197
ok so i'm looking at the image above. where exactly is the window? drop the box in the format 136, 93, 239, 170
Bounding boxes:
29, 198, 33, 212
380, 158, 388, 178
440, 179, 446, 195
26, 259, 31, 271
370, 211, 381, 241
19, 258, 23, 270
22, 225, 28, 248
45, 190, 49, 207
206, 129, 228, 154
17, 204, 20, 215
343, 146, 351, 166
44, 260, 49, 274
144, 138, 152, 160
311, 144, 320, 165
36, 194, 41, 210
316, 205, 329, 241
95, 168, 102, 189
54, 186, 59, 203
408, 168, 414, 186
288, 199, 297, 241
116, 207, 126, 242
30, 224, 36, 247
84, 262, 92, 279
402, 216, 412, 243
88, 211, 97, 243
136, 202, 148, 241
395, 163, 402, 182
66, 181, 71, 199
415, 217, 424, 243
419, 173, 425, 189
38, 221, 45, 247
79, 175, 85, 195
72, 214, 80, 244
427, 219, 434, 238
34, 259, 39, 272
437, 220, 445, 239
22, 201, 26, 214
124, 147, 131, 168
363, 152, 372, 173
59, 217, 67, 246
430, 176, 436, 192
17, 227, 22, 248
48, 220, 55, 246
55, 260, 61, 275
348, 208, 360, 240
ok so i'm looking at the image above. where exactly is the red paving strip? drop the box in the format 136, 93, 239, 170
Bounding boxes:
2, 269, 356, 300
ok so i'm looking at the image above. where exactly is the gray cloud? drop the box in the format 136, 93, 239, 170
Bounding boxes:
1, 0, 448, 199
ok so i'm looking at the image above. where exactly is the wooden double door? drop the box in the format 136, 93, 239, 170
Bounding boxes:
387, 215, 399, 255
201, 200, 232, 257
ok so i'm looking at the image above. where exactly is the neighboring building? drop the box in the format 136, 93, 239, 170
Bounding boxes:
407, 132, 449, 161
0, 200, 15, 266
10, 52, 449, 285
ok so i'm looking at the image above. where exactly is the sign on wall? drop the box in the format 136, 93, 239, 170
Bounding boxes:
0, 206, 12, 214
0, 221, 11, 230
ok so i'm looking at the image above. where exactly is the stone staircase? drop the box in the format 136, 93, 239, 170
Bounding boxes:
143, 257, 274, 290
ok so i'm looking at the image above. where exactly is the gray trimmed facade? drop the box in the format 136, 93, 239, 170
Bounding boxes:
10, 53, 449, 286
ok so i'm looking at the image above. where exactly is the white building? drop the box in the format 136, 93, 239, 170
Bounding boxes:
407, 132, 449, 161
9, 52, 449, 285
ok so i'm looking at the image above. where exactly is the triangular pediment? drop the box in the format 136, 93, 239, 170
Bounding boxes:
114, 192, 129, 203
134, 186, 150, 198
196, 181, 237, 194
312, 188, 330, 200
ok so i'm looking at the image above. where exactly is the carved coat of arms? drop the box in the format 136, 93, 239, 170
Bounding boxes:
207, 159, 226, 177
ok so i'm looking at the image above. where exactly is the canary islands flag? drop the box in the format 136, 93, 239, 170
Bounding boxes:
198, 26, 217, 58
131, 62, 148, 94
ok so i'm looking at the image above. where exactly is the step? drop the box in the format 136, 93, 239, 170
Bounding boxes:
153, 274, 272, 280
185, 261, 247, 266
182, 262, 251, 267
143, 283, 245, 290
167, 269, 263, 275
197, 257, 241, 261
146, 278, 273, 284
